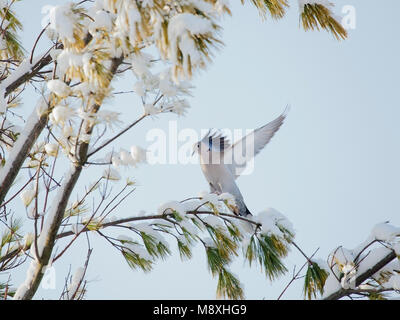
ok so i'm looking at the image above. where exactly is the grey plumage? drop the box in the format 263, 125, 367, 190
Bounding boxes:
194, 107, 288, 216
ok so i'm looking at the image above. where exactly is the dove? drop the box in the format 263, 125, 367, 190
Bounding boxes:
193, 107, 288, 216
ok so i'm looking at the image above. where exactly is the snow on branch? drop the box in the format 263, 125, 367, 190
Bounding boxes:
4, 181, 295, 299
300, 222, 400, 300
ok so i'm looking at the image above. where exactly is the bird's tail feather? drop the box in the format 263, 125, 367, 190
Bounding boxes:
238, 201, 252, 217
244, 204, 252, 217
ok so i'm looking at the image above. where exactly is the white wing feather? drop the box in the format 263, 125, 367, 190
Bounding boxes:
224, 107, 288, 179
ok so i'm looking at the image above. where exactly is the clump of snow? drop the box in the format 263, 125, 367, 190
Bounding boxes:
121, 240, 153, 261
108, 146, 146, 168
255, 208, 294, 238
72, 82, 93, 98
199, 192, 219, 207
203, 237, 217, 248
218, 192, 236, 207
393, 243, 400, 256
131, 53, 153, 77
168, 13, 213, 48
322, 272, 342, 299
241, 235, 252, 250
48, 3, 78, 43
111, 154, 122, 167
44, 143, 58, 157
181, 199, 202, 212
50, 105, 75, 126
36, 96, 49, 118
56, 50, 83, 77
203, 215, 224, 229
23, 233, 34, 248
340, 263, 356, 289
130, 145, 147, 164
71, 267, 85, 285
0, 88, 6, 113
214, 0, 229, 14
157, 201, 186, 217
49, 48, 62, 61
134, 222, 169, 248
62, 126, 74, 140
0, 0, 8, 11
332, 247, 354, 267
20, 188, 36, 207
371, 222, 400, 242
167, 13, 213, 79
13, 259, 41, 299
158, 72, 178, 97
47, 79, 71, 98
90, 10, 113, 32
119, 148, 135, 166
180, 218, 198, 235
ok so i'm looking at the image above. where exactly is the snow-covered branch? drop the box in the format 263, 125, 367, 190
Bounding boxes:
323, 249, 397, 300
13, 55, 123, 299
299, 223, 400, 300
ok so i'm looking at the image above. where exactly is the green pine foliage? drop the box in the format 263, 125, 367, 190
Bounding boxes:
140, 232, 171, 260
0, 281, 15, 299
245, 234, 288, 280
217, 267, 244, 300
122, 250, 153, 272
368, 292, 388, 300
0, 2, 25, 60
303, 261, 329, 300
119, 238, 154, 272
0, 218, 22, 256
177, 239, 192, 260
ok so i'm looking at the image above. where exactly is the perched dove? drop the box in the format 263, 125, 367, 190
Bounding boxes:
193, 107, 288, 216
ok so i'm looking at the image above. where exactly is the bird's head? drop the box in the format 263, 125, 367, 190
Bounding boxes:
192, 129, 229, 156
192, 141, 203, 156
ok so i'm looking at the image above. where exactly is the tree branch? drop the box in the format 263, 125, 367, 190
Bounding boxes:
0, 35, 92, 205
323, 250, 397, 300
12, 56, 122, 300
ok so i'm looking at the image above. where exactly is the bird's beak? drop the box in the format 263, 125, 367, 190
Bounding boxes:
191, 150, 195, 157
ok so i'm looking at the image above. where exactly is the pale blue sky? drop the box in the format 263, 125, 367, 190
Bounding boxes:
8, 0, 400, 299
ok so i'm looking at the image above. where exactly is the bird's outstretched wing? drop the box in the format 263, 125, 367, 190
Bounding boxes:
224, 106, 289, 179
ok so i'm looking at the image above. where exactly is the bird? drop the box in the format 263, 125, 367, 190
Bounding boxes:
193, 107, 288, 216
